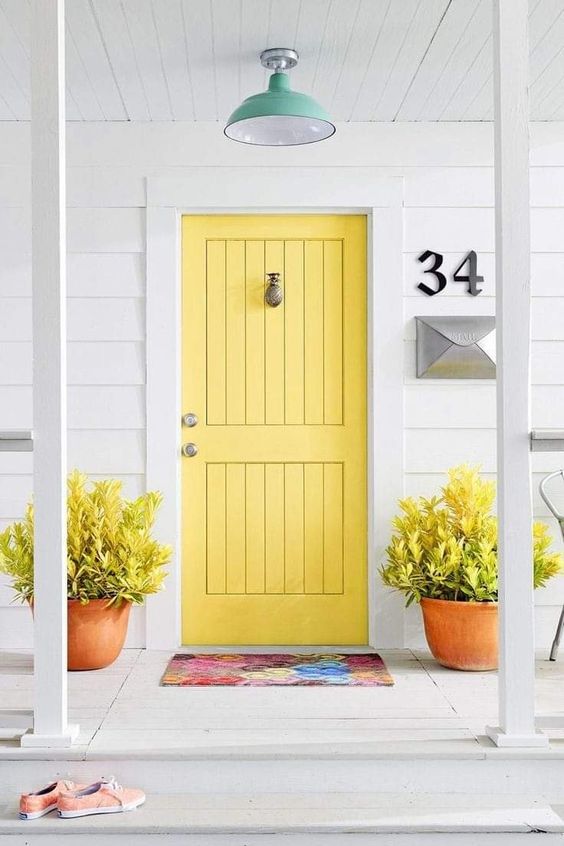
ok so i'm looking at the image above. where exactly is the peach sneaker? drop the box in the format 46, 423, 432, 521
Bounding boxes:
20, 780, 80, 820
57, 777, 145, 818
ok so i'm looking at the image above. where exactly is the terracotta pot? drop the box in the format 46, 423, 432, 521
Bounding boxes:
29, 598, 131, 670
68, 599, 131, 670
420, 597, 498, 671
67, 599, 131, 671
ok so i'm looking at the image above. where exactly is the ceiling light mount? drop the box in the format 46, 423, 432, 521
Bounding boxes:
259, 48, 299, 72
224, 47, 335, 146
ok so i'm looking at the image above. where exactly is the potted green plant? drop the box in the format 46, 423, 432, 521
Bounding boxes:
380, 465, 562, 670
0, 470, 172, 670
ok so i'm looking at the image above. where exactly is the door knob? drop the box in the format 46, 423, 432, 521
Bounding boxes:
182, 412, 198, 427
182, 442, 198, 457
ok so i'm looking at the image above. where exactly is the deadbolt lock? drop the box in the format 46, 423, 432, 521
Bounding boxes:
182, 412, 198, 427
182, 442, 198, 458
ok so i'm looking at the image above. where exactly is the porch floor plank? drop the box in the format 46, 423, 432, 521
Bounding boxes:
1, 649, 564, 762
0, 793, 563, 835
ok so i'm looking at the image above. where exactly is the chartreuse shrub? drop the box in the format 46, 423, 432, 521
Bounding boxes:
381, 464, 562, 606
0, 471, 172, 605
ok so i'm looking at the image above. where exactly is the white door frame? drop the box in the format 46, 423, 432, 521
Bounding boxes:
145, 171, 404, 650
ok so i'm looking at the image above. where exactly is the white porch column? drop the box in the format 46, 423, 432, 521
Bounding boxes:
21, 0, 78, 748
486, 0, 545, 748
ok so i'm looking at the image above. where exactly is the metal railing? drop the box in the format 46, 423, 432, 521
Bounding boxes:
0, 431, 33, 452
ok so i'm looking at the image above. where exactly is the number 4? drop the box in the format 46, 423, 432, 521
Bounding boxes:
453, 250, 483, 296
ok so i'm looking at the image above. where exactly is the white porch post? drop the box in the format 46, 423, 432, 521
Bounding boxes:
486, 0, 545, 748
21, 0, 78, 748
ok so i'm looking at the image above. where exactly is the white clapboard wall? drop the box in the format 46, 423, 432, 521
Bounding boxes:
0, 120, 563, 650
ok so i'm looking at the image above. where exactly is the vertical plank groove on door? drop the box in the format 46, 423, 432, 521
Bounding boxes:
324, 240, 343, 424
284, 241, 305, 424
284, 463, 305, 594
226, 241, 246, 424
265, 240, 285, 424
323, 463, 344, 594
265, 463, 285, 593
245, 240, 265, 425
206, 463, 226, 594
304, 240, 324, 424
246, 463, 265, 594
206, 240, 226, 424
304, 463, 324, 594
226, 463, 246, 594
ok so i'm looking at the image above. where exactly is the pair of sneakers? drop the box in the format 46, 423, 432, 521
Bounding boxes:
19, 776, 145, 820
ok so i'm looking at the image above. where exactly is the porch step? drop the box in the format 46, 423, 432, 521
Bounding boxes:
0, 794, 563, 844
6, 750, 564, 801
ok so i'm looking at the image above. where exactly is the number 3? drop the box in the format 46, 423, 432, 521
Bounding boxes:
417, 250, 447, 296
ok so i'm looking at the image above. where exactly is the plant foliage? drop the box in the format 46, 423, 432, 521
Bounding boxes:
0, 471, 172, 605
380, 464, 562, 606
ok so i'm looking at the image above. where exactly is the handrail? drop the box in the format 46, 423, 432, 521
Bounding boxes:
531, 430, 564, 453
0, 431, 33, 452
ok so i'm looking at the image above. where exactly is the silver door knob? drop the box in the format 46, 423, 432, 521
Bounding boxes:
182, 412, 198, 428
182, 442, 198, 457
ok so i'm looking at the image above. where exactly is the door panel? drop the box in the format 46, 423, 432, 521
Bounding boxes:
181, 215, 367, 645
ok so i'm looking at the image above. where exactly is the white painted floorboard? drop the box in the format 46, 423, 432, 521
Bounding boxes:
1, 792, 563, 837
1, 649, 564, 803
2, 648, 564, 757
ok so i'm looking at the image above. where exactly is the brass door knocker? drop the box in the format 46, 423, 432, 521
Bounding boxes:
265, 272, 283, 307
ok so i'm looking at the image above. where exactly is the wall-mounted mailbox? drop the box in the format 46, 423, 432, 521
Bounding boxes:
416, 316, 495, 379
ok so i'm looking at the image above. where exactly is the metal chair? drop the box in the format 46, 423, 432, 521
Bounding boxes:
539, 470, 564, 660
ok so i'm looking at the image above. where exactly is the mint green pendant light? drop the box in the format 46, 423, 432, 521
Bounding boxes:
225, 48, 335, 146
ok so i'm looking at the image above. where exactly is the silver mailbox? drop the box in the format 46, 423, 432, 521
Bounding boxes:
416, 316, 496, 379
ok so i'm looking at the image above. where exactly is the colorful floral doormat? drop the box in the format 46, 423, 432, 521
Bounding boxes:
160, 653, 394, 687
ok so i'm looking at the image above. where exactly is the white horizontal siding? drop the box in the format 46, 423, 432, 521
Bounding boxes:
0, 121, 563, 651
403, 166, 564, 207
0, 433, 143, 476
0, 342, 144, 384
0, 206, 145, 254
0, 130, 148, 645
67, 342, 145, 384
0, 385, 144, 428
1, 252, 144, 297
67, 253, 144, 296
406, 430, 564, 475
0, 299, 144, 341
405, 206, 564, 252
5, 161, 564, 211
68, 208, 145, 253
406, 385, 564, 429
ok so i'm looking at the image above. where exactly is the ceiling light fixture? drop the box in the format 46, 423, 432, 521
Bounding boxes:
224, 48, 335, 146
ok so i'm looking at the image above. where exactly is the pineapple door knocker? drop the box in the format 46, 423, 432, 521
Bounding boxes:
265, 272, 283, 307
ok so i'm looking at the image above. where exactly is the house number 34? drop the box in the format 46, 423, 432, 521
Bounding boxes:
417, 250, 483, 296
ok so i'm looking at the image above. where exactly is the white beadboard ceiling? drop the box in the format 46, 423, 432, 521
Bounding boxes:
0, 0, 563, 122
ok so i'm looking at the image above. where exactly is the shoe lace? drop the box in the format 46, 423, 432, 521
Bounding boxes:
101, 776, 123, 792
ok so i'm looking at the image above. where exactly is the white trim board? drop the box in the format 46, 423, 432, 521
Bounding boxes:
145, 170, 404, 650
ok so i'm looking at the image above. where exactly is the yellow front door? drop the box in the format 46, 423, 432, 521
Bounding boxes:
181, 215, 367, 645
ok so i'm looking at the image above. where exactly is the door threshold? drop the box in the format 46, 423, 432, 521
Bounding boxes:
176, 645, 378, 653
